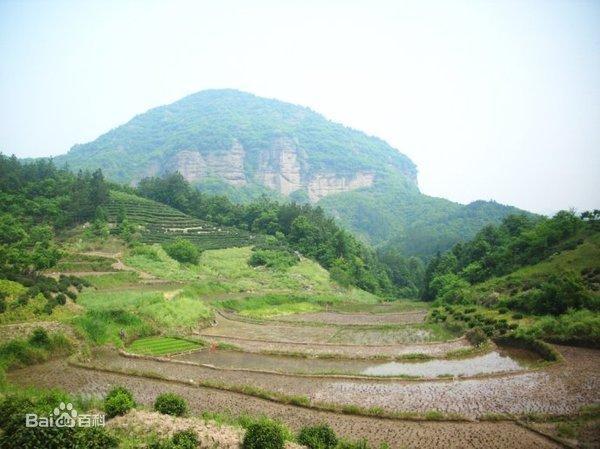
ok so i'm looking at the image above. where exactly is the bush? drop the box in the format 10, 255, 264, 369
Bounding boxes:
106, 386, 135, 403
297, 424, 338, 449
162, 239, 200, 264
154, 393, 188, 416
171, 430, 198, 449
0, 391, 77, 449
512, 313, 524, 320
465, 327, 488, 347
74, 426, 118, 449
507, 273, 594, 316
65, 290, 77, 301
249, 249, 298, 270
56, 293, 67, 305
28, 328, 50, 347
104, 390, 135, 418
242, 420, 285, 449
0, 394, 33, 429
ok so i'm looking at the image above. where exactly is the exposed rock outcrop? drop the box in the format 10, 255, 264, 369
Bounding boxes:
307, 172, 374, 202
162, 141, 246, 187
161, 138, 375, 201
257, 137, 303, 195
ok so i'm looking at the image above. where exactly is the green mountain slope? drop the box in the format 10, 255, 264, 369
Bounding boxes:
53, 89, 530, 257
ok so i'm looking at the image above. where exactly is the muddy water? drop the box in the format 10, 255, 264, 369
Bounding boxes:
361, 349, 531, 377
174, 346, 537, 378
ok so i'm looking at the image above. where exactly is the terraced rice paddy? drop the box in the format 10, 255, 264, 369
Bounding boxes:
275, 310, 428, 325
74, 344, 600, 419
200, 314, 457, 345
8, 358, 565, 449
174, 346, 536, 378
6, 255, 599, 449
127, 336, 201, 355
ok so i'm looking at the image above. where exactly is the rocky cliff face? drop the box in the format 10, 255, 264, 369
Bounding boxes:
307, 171, 374, 202
161, 137, 377, 201
162, 141, 247, 187
256, 137, 303, 195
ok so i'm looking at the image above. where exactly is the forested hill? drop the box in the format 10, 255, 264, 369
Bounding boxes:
51, 89, 531, 257
421, 209, 600, 346
0, 156, 417, 299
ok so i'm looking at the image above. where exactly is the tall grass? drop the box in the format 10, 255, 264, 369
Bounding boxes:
72, 289, 213, 345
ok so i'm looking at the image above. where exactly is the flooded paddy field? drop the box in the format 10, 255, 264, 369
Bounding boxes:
8, 359, 564, 449
60, 344, 600, 419
175, 346, 538, 378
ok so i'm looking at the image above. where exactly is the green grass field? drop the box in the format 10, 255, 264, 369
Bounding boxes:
127, 336, 202, 356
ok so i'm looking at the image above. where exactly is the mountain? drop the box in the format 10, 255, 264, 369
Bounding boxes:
53, 89, 530, 256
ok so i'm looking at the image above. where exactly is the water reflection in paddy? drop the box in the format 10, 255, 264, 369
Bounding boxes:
174, 346, 539, 378
362, 351, 524, 377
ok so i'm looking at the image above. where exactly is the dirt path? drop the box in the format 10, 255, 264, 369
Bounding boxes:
8, 359, 563, 449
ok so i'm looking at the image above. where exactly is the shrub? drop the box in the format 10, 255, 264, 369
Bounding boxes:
297, 424, 338, 449
465, 327, 488, 347
65, 290, 77, 301
0, 394, 33, 429
74, 426, 118, 449
162, 239, 200, 264
28, 328, 50, 347
56, 293, 67, 305
507, 273, 594, 316
154, 393, 188, 416
0, 391, 77, 449
512, 313, 524, 320
0, 420, 76, 449
104, 391, 135, 418
106, 386, 135, 403
171, 430, 198, 449
242, 420, 285, 449
249, 249, 298, 270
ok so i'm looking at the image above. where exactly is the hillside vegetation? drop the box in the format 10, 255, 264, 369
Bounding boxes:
51, 89, 529, 258
423, 210, 600, 346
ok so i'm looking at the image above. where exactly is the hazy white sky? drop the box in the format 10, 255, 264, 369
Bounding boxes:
1, 0, 598, 214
